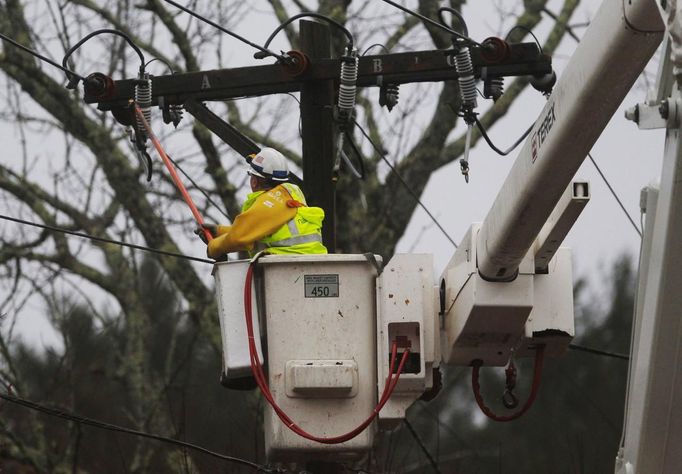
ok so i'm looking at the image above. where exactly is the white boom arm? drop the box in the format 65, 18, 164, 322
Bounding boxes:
477, 0, 664, 281
440, 0, 664, 367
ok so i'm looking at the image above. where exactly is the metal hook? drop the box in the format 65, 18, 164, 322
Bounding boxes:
502, 358, 518, 408
503, 389, 519, 409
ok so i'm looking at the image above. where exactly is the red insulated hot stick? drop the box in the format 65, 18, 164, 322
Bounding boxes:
133, 104, 213, 242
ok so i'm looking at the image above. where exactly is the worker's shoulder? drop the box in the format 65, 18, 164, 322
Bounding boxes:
279, 183, 306, 203
252, 185, 293, 208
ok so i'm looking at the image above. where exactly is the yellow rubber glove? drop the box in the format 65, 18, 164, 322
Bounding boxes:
207, 186, 298, 259
215, 225, 231, 236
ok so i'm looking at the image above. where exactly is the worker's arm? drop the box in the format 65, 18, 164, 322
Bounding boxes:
207, 188, 297, 258
216, 225, 231, 235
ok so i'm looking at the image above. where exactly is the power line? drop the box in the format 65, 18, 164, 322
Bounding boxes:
0, 392, 274, 472
362, 43, 390, 56
261, 12, 355, 53
353, 119, 458, 249
475, 116, 533, 156
557, 366, 622, 434
569, 343, 629, 361
0, 32, 85, 80
165, 154, 231, 221
161, 0, 288, 62
587, 152, 642, 238
505, 25, 543, 53
403, 418, 442, 474
0, 214, 213, 264
379, 0, 481, 47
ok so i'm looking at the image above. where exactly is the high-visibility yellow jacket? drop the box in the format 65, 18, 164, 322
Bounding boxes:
207, 183, 327, 259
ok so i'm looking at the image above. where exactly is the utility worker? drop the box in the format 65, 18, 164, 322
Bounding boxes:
199, 148, 327, 259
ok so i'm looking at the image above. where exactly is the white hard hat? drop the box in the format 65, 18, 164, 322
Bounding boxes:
247, 148, 289, 182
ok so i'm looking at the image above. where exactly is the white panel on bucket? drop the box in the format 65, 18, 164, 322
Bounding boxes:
213, 260, 263, 379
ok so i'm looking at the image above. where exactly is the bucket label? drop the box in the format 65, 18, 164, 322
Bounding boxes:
304, 274, 339, 298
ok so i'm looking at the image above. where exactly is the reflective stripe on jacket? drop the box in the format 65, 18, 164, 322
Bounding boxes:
251, 183, 327, 255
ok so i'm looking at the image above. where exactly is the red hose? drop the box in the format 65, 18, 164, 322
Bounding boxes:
133, 104, 212, 242
244, 262, 409, 444
471, 346, 545, 422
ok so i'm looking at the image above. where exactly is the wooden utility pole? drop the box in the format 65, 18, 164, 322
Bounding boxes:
300, 20, 337, 252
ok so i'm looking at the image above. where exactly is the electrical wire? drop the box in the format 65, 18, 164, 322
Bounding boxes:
587, 152, 642, 238
380, 0, 481, 47
449, 103, 531, 157
134, 105, 213, 242
165, 154, 231, 220
403, 418, 442, 474
340, 131, 366, 179
0, 32, 85, 81
474, 116, 533, 156
260, 12, 354, 56
0, 214, 213, 265
62, 29, 146, 80
339, 149, 363, 179
505, 25, 543, 53
147, 98, 266, 222
569, 343, 629, 361
145, 57, 175, 74
160, 0, 287, 62
0, 392, 273, 472
353, 119, 458, 249
361, 43, 390, 56
437, 7, 468, 37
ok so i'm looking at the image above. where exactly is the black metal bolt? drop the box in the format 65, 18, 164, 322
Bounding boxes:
659, 100, 669, 119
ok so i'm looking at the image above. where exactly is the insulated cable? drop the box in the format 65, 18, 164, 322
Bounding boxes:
437, 7, 468, 36
474, 116, 534, 156
505, 25, 543, 53
259, 12, 355, 57
379, 0, 481, 47
354, 119, 458, 249
588, 152, 642, 238
145, 57, 175, 74
0, 214, 213, 265
569, 343, 629, 361
165, 153, 231, 221
243, 261, 410, 444
339, 148, 363, 179
0, 392, 274, 472
403, 418, 442, 474
160, 0, 288, 62
61, 29, 152, 147
0, 32, 85, 81
471, 345, 545, 422
343, 131, 366, 179
361, 43, 390, 56
62, 29, 146, 86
